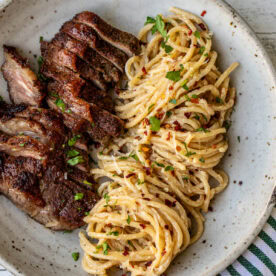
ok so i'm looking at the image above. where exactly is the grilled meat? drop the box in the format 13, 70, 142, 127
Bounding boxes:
41, 41, 108, 90
73, 11, 141, 56
61, 21, 128, 72
1, 45, 45, 106
0, 132, 49, 162
52, 32, 121, 83
0, 152, 99, 230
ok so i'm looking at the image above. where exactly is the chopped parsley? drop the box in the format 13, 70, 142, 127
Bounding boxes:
182, 79, 189, 91
169, 99, 177, 104
83, 180, 93, 186
19, 143, 25, 147
237, 136, 241, 143
127, 215, 131, 224
215, 97, 223, 104
84, 211, 90, 216
199, 46, 205, 54
67, 155, 84, 166
68, 134, 81, 146
137, 179, 144, 185
185, 94, 191, 101
149, 116, 161, 132
204, 52, 209, 57
195, 127, 210, 133
130, 153, 139, 162
108, 231, 119, 236
145, 15, 173, 53
191, 94, 198, 99
148, 103, 155, 113
63, 230, 73, 233
102, 242, 110, 255
202, 114, 208, 121
223, 120, 231, 131
165, 165, 174, 171
144, 16, 156, 25
37, 56, 48, 82
166, 111, 172, 117
55, 98, 66, 112
0, 95, 3, 102
49, 91, 58, 98
67, 149, 80, 158
199, 157, 205, 163
194, 30, 201, 39
39, 36, 44, 42
119, 156, 128, 160
155, 161, 165, 168
72, 252, 79, 261
182, 142, 196, 157
166, 70, 181, 82
194, 114, 200, 120
74, 193, 84, 201
183, 176, 189, 180
104, 193, 110, 205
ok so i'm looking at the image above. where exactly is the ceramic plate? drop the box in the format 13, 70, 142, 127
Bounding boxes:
0, 0, 275, 275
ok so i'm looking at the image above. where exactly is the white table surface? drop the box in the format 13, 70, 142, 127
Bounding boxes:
0, 0, 275, 275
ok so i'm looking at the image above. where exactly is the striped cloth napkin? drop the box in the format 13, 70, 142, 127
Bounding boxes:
0, 209, 275, 276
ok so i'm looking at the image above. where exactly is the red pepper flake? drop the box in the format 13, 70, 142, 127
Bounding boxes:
115, 88, 120, 95
135, 136, 141, 140
157, 112, 164, 120
185, 112, 191, 118
142, 67, 147, 75
193, 44, 199, 48
143, 166, 151, 176
140, 223, 146, 229
165, 225, 169, 230
126, 173, 136, 178
145, 261, 152, 267
191, 98, 199, 104
106, 223, 113, 227
166, 132, 171, 141
171, 170, 176, 177
155, 193, 160, 198
122, 274, 127, 276
169, 85, 174, 90
123, 247, 129, 256
152, 131, 157, 135
212, 144, 217, 149
188, 29, 193, 36
176, 146, 181, 152
173, 120, 182, 131
143, 198, 151, 201
162, 250, 167, 256
165, 199, 176, 207
208, 206, 213, 212
199, 23, 207, 31
144, 118, 150, 125
144, 131, 148, 136
201, 10, 207, 17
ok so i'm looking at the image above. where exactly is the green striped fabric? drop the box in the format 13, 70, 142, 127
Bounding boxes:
222, 208, 276, 276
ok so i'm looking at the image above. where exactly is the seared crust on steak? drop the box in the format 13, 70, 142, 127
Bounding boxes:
74, 11, 141, 56
1, 45, 45, 106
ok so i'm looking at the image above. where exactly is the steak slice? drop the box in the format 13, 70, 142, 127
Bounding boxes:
1, 45, 45, 106
52, 32, 121, 83
0, 132, 49, 162
0, 153, 99, 230
49, 80, 113, 113
73, 11, 141, 56
41, 41, 107, 90
41, 61, 85, 97
47, 97, 88, 133
60, 21, 128, 72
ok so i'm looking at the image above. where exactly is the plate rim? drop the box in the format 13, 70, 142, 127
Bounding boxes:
0, 0, 275, 275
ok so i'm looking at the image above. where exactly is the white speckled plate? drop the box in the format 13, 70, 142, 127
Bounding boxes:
0, 0, 275, 275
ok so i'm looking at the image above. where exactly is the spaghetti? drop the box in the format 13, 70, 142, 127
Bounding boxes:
80, 7, 238, 275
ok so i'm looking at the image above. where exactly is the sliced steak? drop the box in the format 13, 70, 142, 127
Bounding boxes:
0, 153, 99, 230
41, 41, 107, 90
60, 21, 128, 72
52, 32, 121, 83
49, 80, 113, 113
47, 97, 88, 133
0, 132, 49, 162
73, 11, 141, 56
0, 117, 63, 147
1, 45, 45, 106
41, 60, 85, 97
